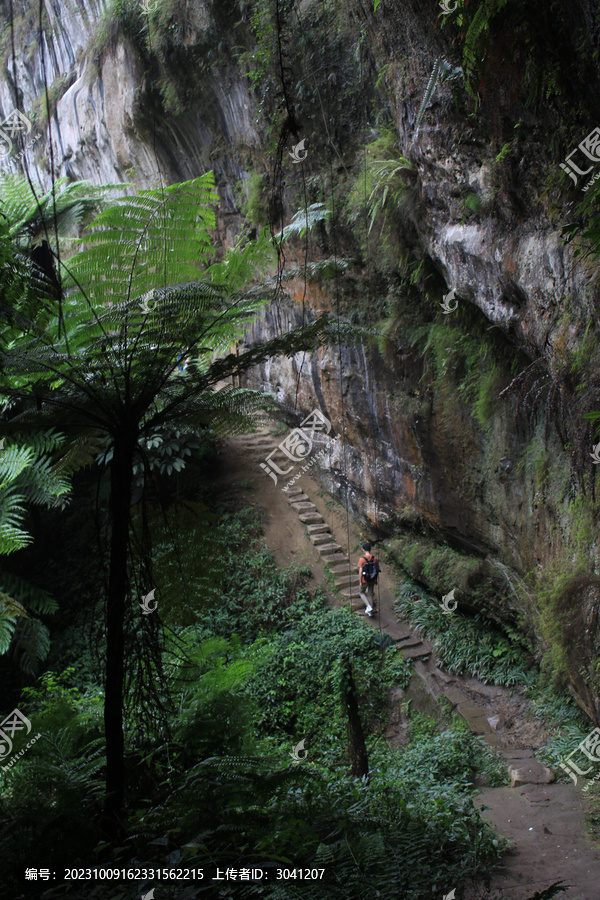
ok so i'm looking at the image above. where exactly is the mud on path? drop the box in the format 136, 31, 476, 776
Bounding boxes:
216, 423, 600, 900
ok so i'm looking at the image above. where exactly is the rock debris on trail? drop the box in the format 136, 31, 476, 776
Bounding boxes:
221, 425, 600, 900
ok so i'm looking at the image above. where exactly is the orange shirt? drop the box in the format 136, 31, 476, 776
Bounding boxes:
358, 554, 378, 585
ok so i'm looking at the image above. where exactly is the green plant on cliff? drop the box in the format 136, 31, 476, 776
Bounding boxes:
535, 500, 600, 725
89, 0, 237, 114
346, 128, 411, 227
421, 320, 508, 435
241, 172, 271, 228
387, 533, 482, 598
414, 57, 463, 131
30, 73, 76, 130
345, 128, 413, 273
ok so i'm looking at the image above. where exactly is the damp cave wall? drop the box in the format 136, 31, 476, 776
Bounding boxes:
3, 0, 600, 689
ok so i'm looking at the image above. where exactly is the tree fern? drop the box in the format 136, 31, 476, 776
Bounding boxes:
0, 172, 349, 823
0, 173, 118, 249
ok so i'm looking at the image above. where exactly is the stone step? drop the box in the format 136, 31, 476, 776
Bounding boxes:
298, 512, 324, 524
330, 563, 352, 575
311, 533, 334, 546
394, 632, 419, 643
245, 444, 278, 453
307, 523, 331, 534
457, 701, 489, 720
341, 587, 362, 598
400, 644, 433, 660
431, 667, 453, 684
508, 761, 555, 787
322, 554, 349, 564
250, 449, 288, 461
291, 501, 317, 512
335, 574, 357, 587
444, 687, 471, 708
499, 749, 535, 760
286, 492, 310, 503
393, 637, 423, 650
317, 542, 343, 555
483, 733, 508, 749
457, 713, 492, 735
284, 486, 304, 496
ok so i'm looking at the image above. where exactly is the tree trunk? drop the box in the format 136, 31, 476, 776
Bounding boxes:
341, 661, 369, 779
103, 432, 134, 828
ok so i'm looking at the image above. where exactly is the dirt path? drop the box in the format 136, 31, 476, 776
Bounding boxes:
217, 423, 600, 900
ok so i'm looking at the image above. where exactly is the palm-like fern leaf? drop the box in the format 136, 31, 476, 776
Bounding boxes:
414, 57, 463, 132
278, 202, 330, 241
0, 174, 120, 248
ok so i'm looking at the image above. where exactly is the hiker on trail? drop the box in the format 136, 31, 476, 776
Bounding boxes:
358, 542, 380, 617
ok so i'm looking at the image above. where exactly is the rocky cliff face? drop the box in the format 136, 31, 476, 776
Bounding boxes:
4, 0, 600, 684
2, 0, 259, 241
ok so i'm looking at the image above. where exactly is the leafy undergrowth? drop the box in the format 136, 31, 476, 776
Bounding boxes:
395, 580, 536, 687
527, 688, 592, 780
395, 580, 597, 790
0, 503, 522, 899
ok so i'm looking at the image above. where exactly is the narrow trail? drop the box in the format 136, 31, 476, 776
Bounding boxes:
218, 423, 600, 900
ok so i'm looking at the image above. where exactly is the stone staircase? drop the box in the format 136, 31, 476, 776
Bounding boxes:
234, 430, 554, 787
240, 431, 434, 661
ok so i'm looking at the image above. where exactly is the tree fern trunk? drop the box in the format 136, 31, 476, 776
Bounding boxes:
103, 432, 134, 828
341, 661, 369, 779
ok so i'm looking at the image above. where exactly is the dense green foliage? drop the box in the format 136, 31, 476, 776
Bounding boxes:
1, 0, 599, 894
0, 500, 510, 898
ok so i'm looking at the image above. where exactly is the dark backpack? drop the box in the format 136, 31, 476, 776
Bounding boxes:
362, 556, 378, 582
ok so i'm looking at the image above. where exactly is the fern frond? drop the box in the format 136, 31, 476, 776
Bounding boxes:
278, 203, 330, 241
414, 57, 463, 131
0, 571, 57, 615
8, 616, 51, 675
